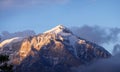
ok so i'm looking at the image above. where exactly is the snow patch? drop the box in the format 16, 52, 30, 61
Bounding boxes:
44, 25, 72, 37
0, 37, 23, 48
44, 25, 65, 34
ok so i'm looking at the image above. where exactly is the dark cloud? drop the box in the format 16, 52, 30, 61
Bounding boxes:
0, 30, 35, 42
71, 25, 120, 45
71, 25, 107, 44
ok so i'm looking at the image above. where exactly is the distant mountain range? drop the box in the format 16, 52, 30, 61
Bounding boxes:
0, 30, 35, 42
0, 25, 111, 72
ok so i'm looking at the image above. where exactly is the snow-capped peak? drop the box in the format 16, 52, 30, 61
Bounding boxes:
44, 25, 72, 36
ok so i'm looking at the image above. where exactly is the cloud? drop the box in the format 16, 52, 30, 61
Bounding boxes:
113, 44, 120, 55
0, 30, 35, 42
71, 51, 120, 72
109, 28, 120, 42
71, 25, 120, 45
0, 0, 69, 10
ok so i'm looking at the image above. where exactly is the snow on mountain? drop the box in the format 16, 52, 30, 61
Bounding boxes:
44, 25, 65, 33
0, 37, 23, 48
0, 25, 111, 72
44, 25, 72, 36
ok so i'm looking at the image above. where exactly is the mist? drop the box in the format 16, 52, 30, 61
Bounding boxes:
72, 52, 120, 72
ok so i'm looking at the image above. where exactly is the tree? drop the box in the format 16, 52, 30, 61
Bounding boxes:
0, 55, 13, 72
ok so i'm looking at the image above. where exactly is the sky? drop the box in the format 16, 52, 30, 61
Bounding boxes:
0, 0, 120, 53
0, 0, 120, 33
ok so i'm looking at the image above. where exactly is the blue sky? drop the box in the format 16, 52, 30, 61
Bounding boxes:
0, 0, 120, 33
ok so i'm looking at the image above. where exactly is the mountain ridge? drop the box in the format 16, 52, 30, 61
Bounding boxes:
0, 25, 111, 72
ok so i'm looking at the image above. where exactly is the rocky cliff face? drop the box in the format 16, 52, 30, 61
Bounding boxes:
0, 25, 111, 72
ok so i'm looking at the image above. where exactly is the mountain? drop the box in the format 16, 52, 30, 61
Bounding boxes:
0, 25, 111, 72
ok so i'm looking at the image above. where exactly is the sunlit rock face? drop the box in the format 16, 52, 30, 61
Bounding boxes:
0, 25, 111, 72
